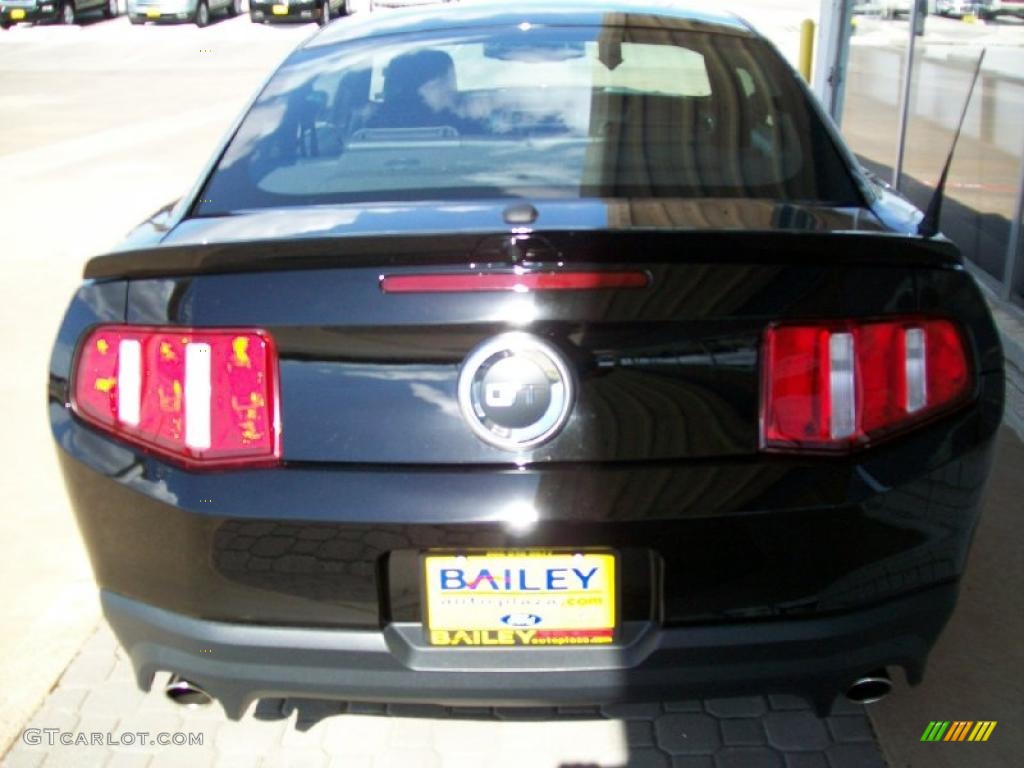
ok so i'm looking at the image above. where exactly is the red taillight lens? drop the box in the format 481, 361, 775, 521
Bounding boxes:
761, 318, 970, 452
72, 326, 280, 468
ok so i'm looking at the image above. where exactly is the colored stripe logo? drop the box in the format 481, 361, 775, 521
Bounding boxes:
921, 721, 997, 742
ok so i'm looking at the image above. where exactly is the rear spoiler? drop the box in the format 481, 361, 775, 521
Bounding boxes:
85, 229, 962, 281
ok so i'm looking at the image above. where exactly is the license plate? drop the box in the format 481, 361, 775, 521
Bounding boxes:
11, 8, 25, 18
423, 551, 617, 647
146, 9, 160, 17
272, 3, 288, 14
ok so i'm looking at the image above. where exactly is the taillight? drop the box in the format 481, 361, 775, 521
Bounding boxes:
761, 318, 971, 452
72, 325, 280, 468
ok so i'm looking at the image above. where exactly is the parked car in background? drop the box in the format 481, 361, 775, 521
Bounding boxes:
51, 0, 1004, 719
1, 0, 115, 27
127, 0, 240, 26
977, 0, 1024, 19
935, 0, 1024, 18
853, 0, 914, 19
936, 1, 981, 16
250, 0, 345, 26
372, 0, 452, 8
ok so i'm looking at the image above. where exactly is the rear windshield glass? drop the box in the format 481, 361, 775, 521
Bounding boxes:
195, 24, 861, 213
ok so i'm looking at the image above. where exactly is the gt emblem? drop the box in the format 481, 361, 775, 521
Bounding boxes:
457, 333, 575, 451
485, 382, 539, 408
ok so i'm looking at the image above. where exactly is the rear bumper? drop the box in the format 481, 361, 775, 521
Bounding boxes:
249, 1, 318, 21
128, 12, 195, 21
104, 582, 958, 719
1, 5, 58, 22
126, 0, 198, 19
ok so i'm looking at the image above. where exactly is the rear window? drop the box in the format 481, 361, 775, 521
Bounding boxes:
196, 24, 861, 213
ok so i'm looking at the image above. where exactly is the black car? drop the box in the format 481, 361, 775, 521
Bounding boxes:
249, 0, 345, 25
1, 0, 115, 27
50, 0, 1004, 718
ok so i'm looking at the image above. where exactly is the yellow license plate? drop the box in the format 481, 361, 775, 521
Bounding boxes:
272, 3, 288, 14
146, 9, 160, 17
424, 551, 617, 647
11, 8, 25, 18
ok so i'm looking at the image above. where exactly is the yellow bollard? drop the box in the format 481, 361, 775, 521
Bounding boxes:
798, 19, 815, 83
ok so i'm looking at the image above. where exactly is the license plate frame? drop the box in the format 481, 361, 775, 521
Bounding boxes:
422, 549, 618, 647
271, 3, 288, 14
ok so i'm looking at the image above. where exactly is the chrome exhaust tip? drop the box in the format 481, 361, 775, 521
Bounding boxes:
165, 675, 214, 707
846, 669, 892, 704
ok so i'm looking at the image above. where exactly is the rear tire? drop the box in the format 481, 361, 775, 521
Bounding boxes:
194, 0, 209, 26
103, 0, 118, 18
318, 0, 330, 26
228, 0, 241, 16
60, 1, 75, 24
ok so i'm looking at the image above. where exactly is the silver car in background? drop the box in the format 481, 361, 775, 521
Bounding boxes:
939, 0, 1024, 18
371, 0, 452, 8
127, 0, 240, 25
853, 0, 914, 18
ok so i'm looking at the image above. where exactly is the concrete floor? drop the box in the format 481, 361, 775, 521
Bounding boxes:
872, 427, 1024, 768
1, 4, 1021, 767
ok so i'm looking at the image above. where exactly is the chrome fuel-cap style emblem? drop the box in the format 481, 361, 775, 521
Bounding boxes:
457, 333, 575, 451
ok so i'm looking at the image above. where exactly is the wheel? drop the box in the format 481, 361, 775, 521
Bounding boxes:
60, 1, 75, 24
228, 0, 241, 16
194, 0, 209, 26
339, 0, 347, 16
103, 0, 118, 18
318, 0, 330, 27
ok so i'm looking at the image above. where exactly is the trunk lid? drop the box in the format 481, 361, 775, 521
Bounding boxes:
92, 202, 961, 465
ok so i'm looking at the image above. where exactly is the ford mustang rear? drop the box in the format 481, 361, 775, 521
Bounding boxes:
49, 0, 1004, 718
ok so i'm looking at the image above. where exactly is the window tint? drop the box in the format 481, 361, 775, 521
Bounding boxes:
196, 25, 861, 213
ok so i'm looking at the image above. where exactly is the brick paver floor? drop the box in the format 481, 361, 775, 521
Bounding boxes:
2, 622, 887, 768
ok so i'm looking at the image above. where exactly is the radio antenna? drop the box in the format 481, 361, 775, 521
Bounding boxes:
918, 48, 987, 239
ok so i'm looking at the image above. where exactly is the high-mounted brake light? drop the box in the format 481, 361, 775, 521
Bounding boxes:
761, 318, 971, 452
72, 326, 280, 468
380, 271, 650, 293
